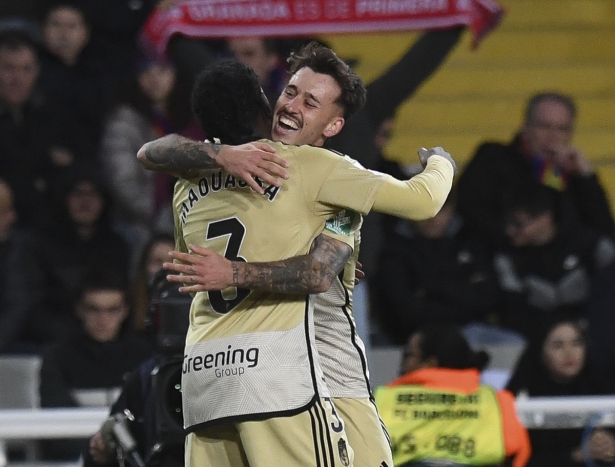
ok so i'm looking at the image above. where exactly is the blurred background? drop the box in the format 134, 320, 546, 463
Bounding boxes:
324, 0, 615, 210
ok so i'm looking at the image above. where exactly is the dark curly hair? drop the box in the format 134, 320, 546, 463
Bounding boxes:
287, 42, 366, 119
410, 323, 490, 372
191, 59, 272, 145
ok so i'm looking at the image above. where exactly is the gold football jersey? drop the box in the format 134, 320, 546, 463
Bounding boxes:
317, 215, 370, 398
175, 142, 386, 428
174, 142, 385, 341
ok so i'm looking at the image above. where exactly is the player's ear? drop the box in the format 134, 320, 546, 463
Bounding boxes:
323, 116, 345, 139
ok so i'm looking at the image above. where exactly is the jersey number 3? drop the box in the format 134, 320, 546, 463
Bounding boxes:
206, 217, 250, 314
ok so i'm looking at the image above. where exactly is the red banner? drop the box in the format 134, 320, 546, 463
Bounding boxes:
141, 0, 505, 55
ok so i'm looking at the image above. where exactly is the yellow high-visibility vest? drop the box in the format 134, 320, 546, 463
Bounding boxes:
375, 384, 506, 466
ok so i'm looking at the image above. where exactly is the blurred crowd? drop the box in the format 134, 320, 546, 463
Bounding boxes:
1, 1, 615, 466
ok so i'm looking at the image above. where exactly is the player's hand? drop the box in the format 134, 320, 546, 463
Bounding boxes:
89, 431, 114, 465
553, 145, 593, 176
418, 147, 457, 175
217, 142, 289, 194
354, 261, 365, 285
164, 245, 234, 292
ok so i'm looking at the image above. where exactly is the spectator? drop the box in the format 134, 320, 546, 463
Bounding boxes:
166, 35, 292, 105
585, 260, 615, 386
373, 191, 498, 345
85, 274, 189, 467
130, 232, 175, 333
227, 37, 287, 105
38, 0, 110, 155
77, 0, 160, 94
0, 28, 87, 229
375, 323, 530, 467
18, 170, 131, 349
457, 92, 615, 251
506, 317, 615, 467
39, 267, 155, 461
0, 179, 34, 353
99, 52, 200, 256
40, 1, 89, 67
493, 184, 615, 340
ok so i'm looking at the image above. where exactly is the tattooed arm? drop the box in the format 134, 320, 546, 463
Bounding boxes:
137, 134, 289, 194
137, 134, 220, 176
165, 234, 352, 294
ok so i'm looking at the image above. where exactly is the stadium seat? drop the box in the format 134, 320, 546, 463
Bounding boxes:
0, 355, 42, 463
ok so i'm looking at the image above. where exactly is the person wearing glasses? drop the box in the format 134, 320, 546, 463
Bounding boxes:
38, 268, 154, 462
457, 92, 615, 251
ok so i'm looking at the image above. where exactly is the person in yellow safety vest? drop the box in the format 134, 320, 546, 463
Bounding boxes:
375, 323, 531, 467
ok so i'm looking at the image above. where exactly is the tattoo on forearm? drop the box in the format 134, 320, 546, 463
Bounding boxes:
237, 235, 352, 293
145, 135, 222, 171
232, 262, 239, 286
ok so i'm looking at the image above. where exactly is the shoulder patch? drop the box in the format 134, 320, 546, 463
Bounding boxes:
325, 210, 356, 236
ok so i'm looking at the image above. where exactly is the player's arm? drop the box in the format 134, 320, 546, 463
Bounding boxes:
316, 146, 456, 221
164, 234, 352, 294
137, 134, 289, 194
372, 148, 456, 219
365, 28, 464, 125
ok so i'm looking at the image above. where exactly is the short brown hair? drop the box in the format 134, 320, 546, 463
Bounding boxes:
287, 42, 366, 119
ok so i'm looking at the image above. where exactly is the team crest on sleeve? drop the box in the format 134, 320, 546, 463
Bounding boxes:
325, 210, 356, 236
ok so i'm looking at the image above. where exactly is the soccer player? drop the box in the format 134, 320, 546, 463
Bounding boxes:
140, 54, 453, 462
140, 43, 456, 467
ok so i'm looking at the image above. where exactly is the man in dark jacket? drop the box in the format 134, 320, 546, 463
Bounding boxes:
39, 268, 154, 461
457, 92, 615, 251
38, 1, 110, 156
374, 191, 498, 344
0, 29, 88, 229
493, 184, 615, 340
0, 179, 34, 353
85, 274, 189, 467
